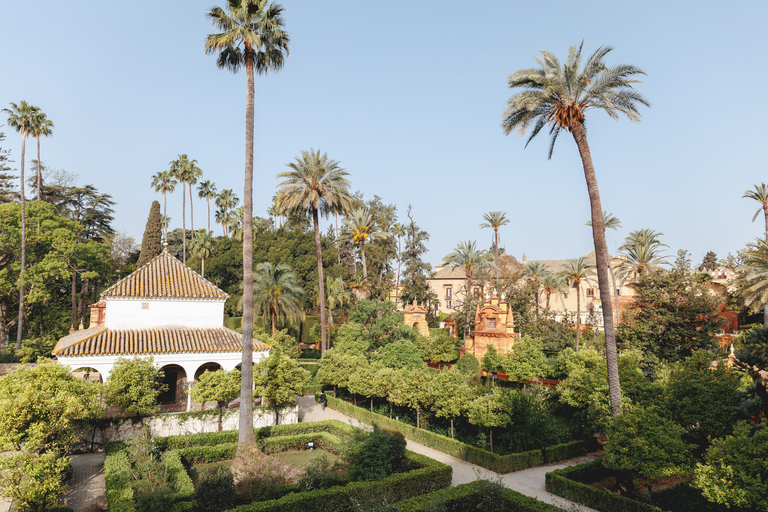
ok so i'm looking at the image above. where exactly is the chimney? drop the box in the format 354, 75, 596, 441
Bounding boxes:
89, 299, 106, 327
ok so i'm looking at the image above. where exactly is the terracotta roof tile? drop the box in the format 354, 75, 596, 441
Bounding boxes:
101, 249, 228, 300
53, 327, 266, 357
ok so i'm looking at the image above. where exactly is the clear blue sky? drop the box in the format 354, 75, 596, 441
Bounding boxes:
1, 1, 766, 267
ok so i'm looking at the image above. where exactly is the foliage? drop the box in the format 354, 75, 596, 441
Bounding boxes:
194, 465, 236, 512
249, 262, 305, 335
126, 429, 175, 512
190, 368, 241, 430
693, 422, 768, 511
373, 340, 424, 370
617, 269, 726, 361
253, 348, 310, 422
137, 201, 163, 267
503, 338, 548, 382
332, 322, 371, 354
17, 335, 57, 363
0, 359, 103, 453
732, 326, 768, 420
104, 357, 166, 416
453, 354, 481, 384
254, 328, 301, 359
0, 450, 70, 512
346, 425, 406, 482
497, 389, 570, 453
399, 206, 437, 312
297, 454, 342, 492
317, 348, 367, 391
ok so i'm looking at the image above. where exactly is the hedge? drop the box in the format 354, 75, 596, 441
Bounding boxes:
175, 442, 239, 464
545, 460, 663, 512
104, 446, 135, 512
326, 396, 589, 473
396, 480, 563, 512
226, 451, 452, 512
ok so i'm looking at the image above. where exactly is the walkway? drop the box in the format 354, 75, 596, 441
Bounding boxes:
297, 396, 599, 512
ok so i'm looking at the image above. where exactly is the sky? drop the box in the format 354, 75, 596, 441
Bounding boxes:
1, 1, 767, 268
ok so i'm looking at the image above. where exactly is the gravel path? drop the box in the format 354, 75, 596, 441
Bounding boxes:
63, 453, 107, 512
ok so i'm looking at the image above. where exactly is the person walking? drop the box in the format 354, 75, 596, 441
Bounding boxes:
319, 391, 327, 411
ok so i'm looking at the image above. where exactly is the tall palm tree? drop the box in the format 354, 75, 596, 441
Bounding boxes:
29, 109, 54, 201
341, 208, 390, 281
169, 154, 197, 263
480, 211, 510, 284
190, 230, 214, 278
275, 149, 352, 354
737, 238, 768, 326
443, 240, 489, 338
744, 183, 768, 238
587, 211, 623, 323
198, 180, 218, 233
185, 161, 203, 232
540, 272, 566, 312
561, 257, 595, 352
326, 276, 353, 329
617, 228, 669, 281
206, 0, 288, 447
151, 170, 177, 241
521, 261, 548, 325
250, 262, 304, 336
216, 189, 239, 237
392, 222, 406, 307
502, 43, 649, 417
3, 101, 38, 351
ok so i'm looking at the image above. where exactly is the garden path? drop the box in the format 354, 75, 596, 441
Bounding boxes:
297, 395, 600, 512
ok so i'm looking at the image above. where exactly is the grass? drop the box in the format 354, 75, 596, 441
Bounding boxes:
272, 448, 339, 469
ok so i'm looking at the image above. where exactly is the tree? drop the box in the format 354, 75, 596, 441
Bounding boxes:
275, 149, 352, 354
198, 180, 218, 232
560, 257, 595, 352
444, 240, 489, 338
399, 206, 436, 310
150, 170, 177, 241
617, 228, 669, 281
215, 188, 239, 237
391, 222, 406, 308
168, 154, 198, 264
521, 261, 547, 325
191, 368, 241, 431
185, 160, 203, 231
3, 101, 38, 352
104, 357, 166, 417
603, 406, 693, 496
467, 388, 510, 453
206, 0, 290, 448
253, 348, 309, 424
503, 337, 548, 383
744, 182, 768, 238
617, 269, 725, 361
316, 348, 366, 394
190, 229, 214, 278
699, 250, 718, 272
388, 368, 432, 429
540, 272, 566, 312
587, 211, 622, 323
137, 201, 163, 267
372, 339, 424, 371
0, 129, 14, 204
738, 238, 768, 327
341, 207, 390, 282
693, 422, 768, 512
480, 210, 509, 284
502, 43, 649, 417
249, 262, 304, 335
430, 369, 474, 438
28, 109, 54, 203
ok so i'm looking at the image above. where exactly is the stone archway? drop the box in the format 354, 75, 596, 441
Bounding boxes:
195, 362, 223, 381
158, 364, 188, 412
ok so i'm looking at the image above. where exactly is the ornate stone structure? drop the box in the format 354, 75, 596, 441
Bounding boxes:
462, 296, 520, 360
402, 300, 429, 337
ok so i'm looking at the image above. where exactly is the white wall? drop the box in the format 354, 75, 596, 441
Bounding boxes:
105, 299, 225, 329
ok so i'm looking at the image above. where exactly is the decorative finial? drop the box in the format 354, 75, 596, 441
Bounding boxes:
163, 242, 168, 251
730, 343, 734, 356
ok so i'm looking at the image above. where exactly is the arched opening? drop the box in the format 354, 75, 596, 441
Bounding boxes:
72, 367, 101, 383
158, 364, 187, 411
412, 322, 419, 330
195, 362, 222, 381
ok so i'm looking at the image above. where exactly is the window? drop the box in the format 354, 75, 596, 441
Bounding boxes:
487, 318, 497, 328
446, 300, 452, 309
141, 302, 149, 310
445, 286, 452, 299
563, 292, 569, 299
586, 288, 594, 297
473, 287, 481, 298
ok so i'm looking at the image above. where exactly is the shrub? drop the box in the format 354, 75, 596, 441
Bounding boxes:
297, 454, 342, 491
195, 465, 238, 512
346, 425, 407, 482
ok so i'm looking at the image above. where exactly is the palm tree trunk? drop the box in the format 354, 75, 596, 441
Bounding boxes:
182, 182, 187, 264
465, 274, 473, 338
360, 242, 368, 280
162, 190, 168, 242
546, 292, 551, 311
207, 198, 211, 233
238, 55, 256, 449
271, 308, 276, 337
189, 185, 194, 232
16, 136, 27, 352
575, 284, 581, 352
571, 123, 621, 417
201, 257, 205, 279
36, 136, 42, 201
494, 228, 500, 284
609, 258, 621, 324
313, 210, 328, 353
396, 236, 402, 308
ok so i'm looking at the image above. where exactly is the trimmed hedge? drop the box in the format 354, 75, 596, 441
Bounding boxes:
396, 480, 563, 512
162, 451, 195, 499
104, 446, 135, 512
227, 451, 451, 512
326, 396, 589, 474
176, 442, 238, 464
545, 460, 663, 512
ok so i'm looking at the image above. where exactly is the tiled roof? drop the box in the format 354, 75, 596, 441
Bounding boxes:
102, 249, 228, 300
53, 327, 267, 357
432, 265, 467, 279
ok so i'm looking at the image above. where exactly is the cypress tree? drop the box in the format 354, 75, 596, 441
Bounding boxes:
137, 201, 163, 267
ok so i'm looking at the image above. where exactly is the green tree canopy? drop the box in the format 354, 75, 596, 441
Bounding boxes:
253, 348, 309, 424
191, 368, 241, 431
137, 200, 163, 267
104, 357, 166, 416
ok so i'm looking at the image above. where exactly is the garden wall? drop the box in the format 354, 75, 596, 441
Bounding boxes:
82, 405, 298, 444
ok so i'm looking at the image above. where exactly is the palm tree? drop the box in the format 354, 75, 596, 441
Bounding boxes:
443, 240, 489, 338
587, 211, 623, 323
190, 230, 214, 278
206, 0, 288, 447
185, 162, 203, 232
216, 189, 239, 237
197, 180, 218, 233
502, 43, 649, 417
521, 261, 548, 325
250, 262, 304, 336
617, 228, 669, 281
151, 170, 177, 241
275, 149, 352, 354
169, 154, 197, 263
561, 258, 595, 352
3, 101, 39, 351
480, 211, 509, 284
744, 183, 768, 238
341, 208, 390, 281
737, 238, 768, 326
392, 222, 406, 307
29, 109, 54, 201
326, 277, 353, 328
540, 272, 566, 312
